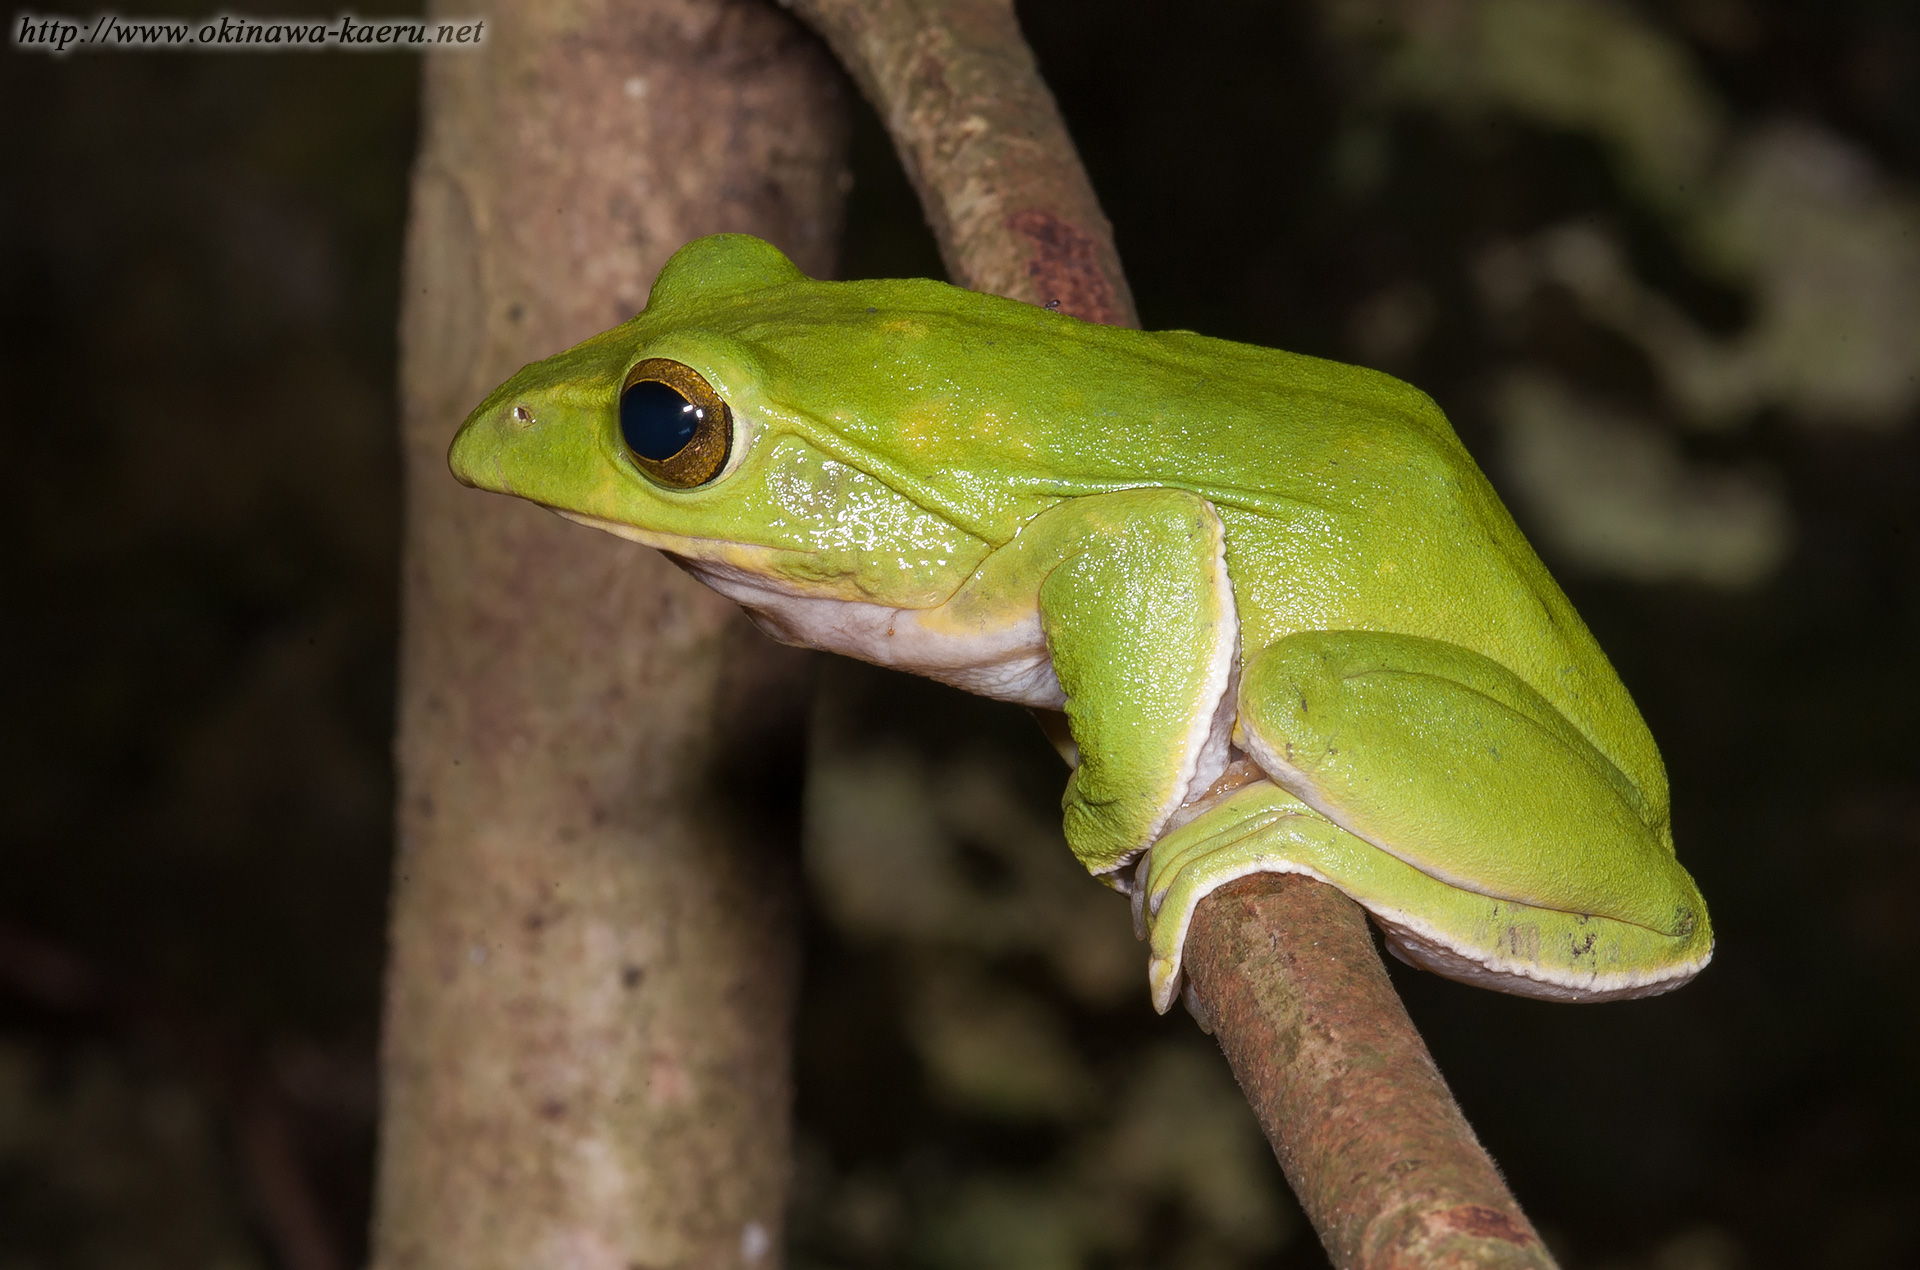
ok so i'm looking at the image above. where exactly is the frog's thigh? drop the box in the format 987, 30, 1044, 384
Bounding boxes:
1237, 630, 1707, 929
965, 488, 1237, 875
1141, 782, 1713, 1013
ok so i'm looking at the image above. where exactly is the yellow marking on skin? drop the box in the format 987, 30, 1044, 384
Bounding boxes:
878, 318, 928, 338
971, 411, 1001, 439
592, 462, 635, 500
895, 401, 953, 453
910, 587, 1041, 639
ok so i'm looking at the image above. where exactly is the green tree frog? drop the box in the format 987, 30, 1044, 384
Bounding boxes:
450, 234, 1712, 1013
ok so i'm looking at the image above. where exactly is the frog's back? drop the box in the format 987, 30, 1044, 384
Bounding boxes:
1099, 326, 1665, 812
714, 279, 1663, 807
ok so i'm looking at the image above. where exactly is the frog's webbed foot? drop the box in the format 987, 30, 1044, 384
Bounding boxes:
1140, 631, 1713, 1013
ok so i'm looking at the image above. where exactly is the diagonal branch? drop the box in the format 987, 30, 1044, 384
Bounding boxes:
787, 2, 1557, 1265
1187, 874, 1556, 1268
790, 0, 1135, 327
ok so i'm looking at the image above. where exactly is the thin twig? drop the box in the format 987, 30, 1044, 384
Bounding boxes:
787, 3, 1556, 1265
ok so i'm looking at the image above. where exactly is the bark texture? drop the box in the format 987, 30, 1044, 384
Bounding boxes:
791, 3, 1558, 1266
790, 0, 1136, 326
372, 2, 846, 1267
1187, 876, 1556, 1269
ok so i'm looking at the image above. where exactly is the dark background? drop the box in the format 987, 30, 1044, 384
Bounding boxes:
3, 2, 1916, 1268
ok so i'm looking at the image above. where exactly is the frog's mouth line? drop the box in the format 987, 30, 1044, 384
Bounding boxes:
553, 508, 831, 588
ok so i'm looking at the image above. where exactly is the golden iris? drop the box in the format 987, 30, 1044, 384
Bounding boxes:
619, 358, 732, 488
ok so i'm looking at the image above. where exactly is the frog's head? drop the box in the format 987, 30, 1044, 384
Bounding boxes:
450, 234, 1066, 605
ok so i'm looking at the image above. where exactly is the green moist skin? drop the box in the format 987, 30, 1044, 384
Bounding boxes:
451, 233, 1711, 1013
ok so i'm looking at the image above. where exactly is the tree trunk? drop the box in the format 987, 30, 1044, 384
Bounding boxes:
372, 2, 846, 1266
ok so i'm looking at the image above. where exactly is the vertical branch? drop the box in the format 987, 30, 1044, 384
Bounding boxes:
373, 0, 846, 1265
789, 2, 1557, 1266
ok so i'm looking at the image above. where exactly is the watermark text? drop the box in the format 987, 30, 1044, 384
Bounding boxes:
14, 11, 486, 54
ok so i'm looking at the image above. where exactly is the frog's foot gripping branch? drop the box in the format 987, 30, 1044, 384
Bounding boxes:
1141, 781, 1713, 1012
1138, 629, 1715, 1013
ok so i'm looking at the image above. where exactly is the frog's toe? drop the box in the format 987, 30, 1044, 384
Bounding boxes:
1142, 788, 1355, 1013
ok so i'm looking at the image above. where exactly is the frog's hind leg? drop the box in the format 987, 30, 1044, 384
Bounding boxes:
1141, 783, 1710, 1012
1140, 631, 1712, 1013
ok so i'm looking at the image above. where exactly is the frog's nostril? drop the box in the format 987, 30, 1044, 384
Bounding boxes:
509, 404, 535, 427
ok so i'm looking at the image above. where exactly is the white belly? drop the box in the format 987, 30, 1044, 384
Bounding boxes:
681, 557, 1068, 709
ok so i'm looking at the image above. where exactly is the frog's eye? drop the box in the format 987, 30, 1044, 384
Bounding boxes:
618, 358, 733, 488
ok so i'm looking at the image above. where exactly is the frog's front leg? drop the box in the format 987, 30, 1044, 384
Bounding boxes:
1142, 631, 1713, 1012
919, 487, 1239, 875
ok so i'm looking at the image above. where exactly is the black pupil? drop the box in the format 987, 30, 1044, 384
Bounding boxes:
620, 379, 703, 461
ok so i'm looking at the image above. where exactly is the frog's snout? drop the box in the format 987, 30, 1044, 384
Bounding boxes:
446, 406, 489, 489
447, 397, 526, 493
